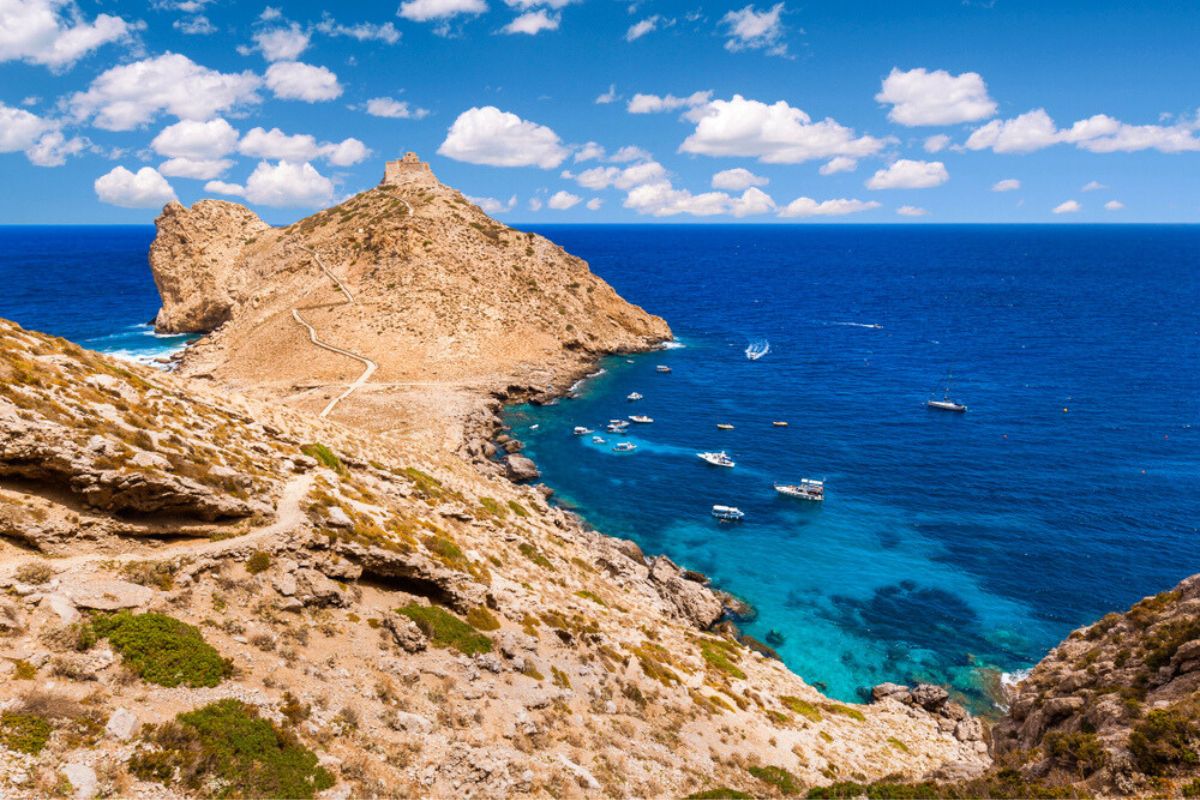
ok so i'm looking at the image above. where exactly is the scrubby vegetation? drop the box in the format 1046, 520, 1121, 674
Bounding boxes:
749, 764, 803, 795
1128, 707, 1198, 776
92, 611, 232, 687
782, 696, 823, 722
130, 699, 334, 799
246, 550, 271, 574
396, 604, 492, 655
0, 711, 52, 755
301, 443, 346, 474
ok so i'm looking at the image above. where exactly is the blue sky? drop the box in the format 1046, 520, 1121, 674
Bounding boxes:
1, 0, 1197, 224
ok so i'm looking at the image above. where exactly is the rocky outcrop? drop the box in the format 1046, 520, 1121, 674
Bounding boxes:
149, 200, 271, 333
648, 555, 725, 629
503, 454, 540, 482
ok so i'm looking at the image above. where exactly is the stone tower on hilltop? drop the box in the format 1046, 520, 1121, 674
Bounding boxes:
382, 152, 437, 187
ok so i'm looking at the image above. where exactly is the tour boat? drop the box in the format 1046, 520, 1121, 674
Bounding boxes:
606, 424, 628, 434
573, 426, 593, 435
928, 374, 968, 413
591, 436, 606, 444
697, 451, 735, 468
629, 415, 653, 424
716, 423, 735, 430
772, 421, 789, 427
656, 365, 672, 373
613, 442, 637, 453
627, 392, 643, 401
711, 505, 745, 522
775, 479, 825, 502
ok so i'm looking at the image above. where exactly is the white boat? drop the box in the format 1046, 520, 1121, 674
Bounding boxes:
573, 426, 593, 435
716, 423, 735, 430
629, 415, 653, 424
591, 436, 606, 444
656, 365, 672, 373
613, 442, 637, 453
772, 421, 789, 427
745, 340, 770, 361
606, 424, 628, 434
608, 418, 629, 427
711, 505, 745, 522
530, 424, 539, 430
928, 373, 968, 413
627, 392, 643, 401
697, 451, 735, 468
775, 479, 824, 502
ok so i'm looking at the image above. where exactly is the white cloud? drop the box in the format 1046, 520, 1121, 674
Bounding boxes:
595, 85, 617, 104
778, 196, 880, 218
548, 190, 581, 210
574, 160, 666, 190
25, 130, 85, 166
1081, 180, 1105, 192
967, 108, 1200, 154
253, 23, 309, 61
0, 102, 54, 152
265, 61, 342, 102
503, 10, 559, 34
239, 160, 334, 207
711, 167, 768, 190
150, 118, 239, 159
574, 141, 605, 162
818, 156, 856, 175
174, 16, 216, 35
924, 134, 950, 153
720, 3, 786, 56
528, 197, 542, 211
237, 126, 369, 165
70, 53, 261, 131
626, 91, 711, 114
203, 179, 244, 196
621, 179, 775, 218
875, 67, 996, 126
315, 16, 401, 44
729, 186, 775, 217
866, 159, 948, 190
95, 166, 177, 208
158, 157, 233, 179
0, 0, 138, 71
897, 205, 928, 217
992, 178, 1020, 192
467, 194, 517, 213
585, 197, 602, 210
398, 0, 487, 22
609, 145, 651, 163
438, 106, 568, 168
365, 97, 429, 119
1104, 200, 1124, 211
1052, 200, 1080, 214
965, 109, 1060, 154
625, 16, 660, 41
680, 95, 885, 164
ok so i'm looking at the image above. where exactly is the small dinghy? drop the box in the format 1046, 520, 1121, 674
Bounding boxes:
627, 392, 643, 401
629, 415, 653, 424
716, 423, 735, 430
775, 479, 824, 502
711, 505, 745, 522
573, 426, 593, 435
698, 451, 735, 468
591, 436, 606, 444
772, 421, 789, 427
656, 365, 672, 373
613, 441, 637, 453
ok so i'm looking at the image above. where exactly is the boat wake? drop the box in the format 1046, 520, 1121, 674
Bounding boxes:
745, 339, 770, 361
831, 321, 884, 330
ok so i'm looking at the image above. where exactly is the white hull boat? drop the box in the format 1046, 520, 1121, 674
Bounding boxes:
629, 415, 653, 424
711, 505, 744, 522
775, 479, 824, 502
697, 451, 735, 468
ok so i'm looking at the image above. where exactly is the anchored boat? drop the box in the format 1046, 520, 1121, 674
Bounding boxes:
613, 442, 637, 453
716, 423, 735, 430
698, 451, 735, 468
656, 365, 672, 373
927, 373, 968, 413
772, 421, 789, 427
572, 426, 593, 435
627, 392, 643, 401
711, 505, 745, 522
629, 415, 653, 424
775, 479, 824, 502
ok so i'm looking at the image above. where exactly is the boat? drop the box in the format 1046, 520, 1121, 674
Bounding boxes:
627, 392, 643, 401
656, 365, 672, 373
927, 373, 968, 413
591, 436, 606, 444
716, 423, 735, 430
606, 424, 628, 434
613, 442, 637, 453
530, 424, 539, 430
608, 418, 629, 427
772, 421, 789, 427
711, 505, 744, 522
572, 426, 593, 435
629, 415, 653, 424
697, 451, 735, 468
745, 340, 770, 361
775, 479, 824, 502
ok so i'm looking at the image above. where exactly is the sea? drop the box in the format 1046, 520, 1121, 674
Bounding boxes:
1, 223, 1197, 709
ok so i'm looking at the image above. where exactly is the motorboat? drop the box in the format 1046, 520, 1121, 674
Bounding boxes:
716, 423, 735, 430
606, 424, 628, 434
613, 442, 638, 453
772, 421, 789, 427
627, 392, 643, 401
591, 436, 606, 444
775, 479, 824, 502
745, 340, 770, 361
656, 365, 672, 373
697, 451, 735, 468
711, 505, 744, 522
573, 426, 593, 435
629, 415, 654, 424
928, 373, 968, 413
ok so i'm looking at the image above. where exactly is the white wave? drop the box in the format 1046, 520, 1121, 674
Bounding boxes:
1000, 668, 1031, 690
658, 340, 686, 350
831, 321, 884, 330
745, 339, 770, 361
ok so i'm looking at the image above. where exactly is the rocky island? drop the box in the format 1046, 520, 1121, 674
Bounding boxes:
1, 155, 1197, 798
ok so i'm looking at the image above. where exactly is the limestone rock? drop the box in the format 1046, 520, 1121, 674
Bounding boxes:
504, 455, 540, 482
63, 579, 153, 610
63, 763, 97, 800
105, 707, 137, 740
647, 555, 723, 629
384, 613, 427, 653
293, 568, 348, 608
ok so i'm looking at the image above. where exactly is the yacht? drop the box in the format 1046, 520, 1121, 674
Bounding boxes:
613, 442, 638, 453
928, 374, 968, 413
775, 479, 825, 502
716, 423, 735, 430
697, 451, 735, 468
572, 426, 593, 435
629, 415, 654, 424
711, 505, 745, 522
591, 436, 606, 444
656, 365, 672, 373
772, 421, 789, 428
606, 424, 628, 434
627, 392, 643, 401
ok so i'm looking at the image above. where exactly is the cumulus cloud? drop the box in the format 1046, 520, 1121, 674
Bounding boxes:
398, 0, 487, 23
897, 205, 928, 216
237, 126, 370, 165
502, 10, 559, 34
547, 190, 581, 209
875, 67, 997, 126
25, 129, 86, 166
574, 160, 666, 190
720, 3, 786, 56
252, 23, 309, 61
315, 16, 401, 44
818, 156, 856, 175
624, 180, 774, 217
595, 85, 617, 104
528, 197, 542, 211
1104, 200, 1124, 211
1053, 199, 1081, 214
158, 157, 233, 179
711, 167, 768, 191
866, 159, 948, 190
150, 118, 238, 159
0, 102, 54, 152
967, 108, 1200, 154
365, 97, 429, 119
223, 160, 335, 207
585, 197, 602, 210
924, 134, 950, 153
992, 178, 1020, 192
573, 141, 605, 162
610, 145, 651, 163
729, 186, 775, 217
679, 95, 885, 164
777, 196, 880, 218
467, 194, 517, 213
173, 16, 216, 35
1081, 180, 1105, 192
625, 16, 661, 41
438, 106, 568, 168
627, 91, 711, 114
95, 166, 177, 208
265, 62, 342, 102
70, 53, 261, 131
0, 0, 139, 71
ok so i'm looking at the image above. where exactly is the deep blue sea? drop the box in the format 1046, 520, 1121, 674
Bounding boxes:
1, 224, 1197, 708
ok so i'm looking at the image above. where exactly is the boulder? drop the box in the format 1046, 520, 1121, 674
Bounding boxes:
384, 613, 428, 653
647, 555, 723, 629
63, 763, 97, 800
293, 568, 349, 608
910, 683, 950, 712
504, 455, 540, 482
105, 708, 138, 740
63, 579, 153, 610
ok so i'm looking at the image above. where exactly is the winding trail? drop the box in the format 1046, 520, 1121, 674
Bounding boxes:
292, 246, 377, 418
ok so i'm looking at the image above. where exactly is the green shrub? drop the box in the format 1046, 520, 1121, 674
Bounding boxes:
129, 699, 334, 799
507, 500, 529, 517
465, 606, 501, 631
1128, 708, 1198, 775
120, 560, 177, 590
821, 702, 866, 722
782, 696, 823, 722
699, 638, 746, 680
246, 551, 271, 575
396, 604, 492, 655
478, 497, 506, 517
12, 660, 37, 680
518, 542, 554, 570
14, 561, 53, 585
1182, 779, 1200, 797
687, 790, 754, 800
749, 765, 803, 795
0, 712, 52, 754
92, 612, 232, 688
575, 590, 607, 607
301, 443, 346, 474
1044, 731, 1106, 775
887, 736, 910, 753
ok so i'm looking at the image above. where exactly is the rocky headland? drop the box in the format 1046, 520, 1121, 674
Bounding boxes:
1, 154, 1196, 798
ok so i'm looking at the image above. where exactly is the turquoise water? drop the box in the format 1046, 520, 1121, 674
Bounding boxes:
504, 224, 1200, 706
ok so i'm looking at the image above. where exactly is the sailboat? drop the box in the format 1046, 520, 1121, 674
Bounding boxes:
927, 373, 968, 413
